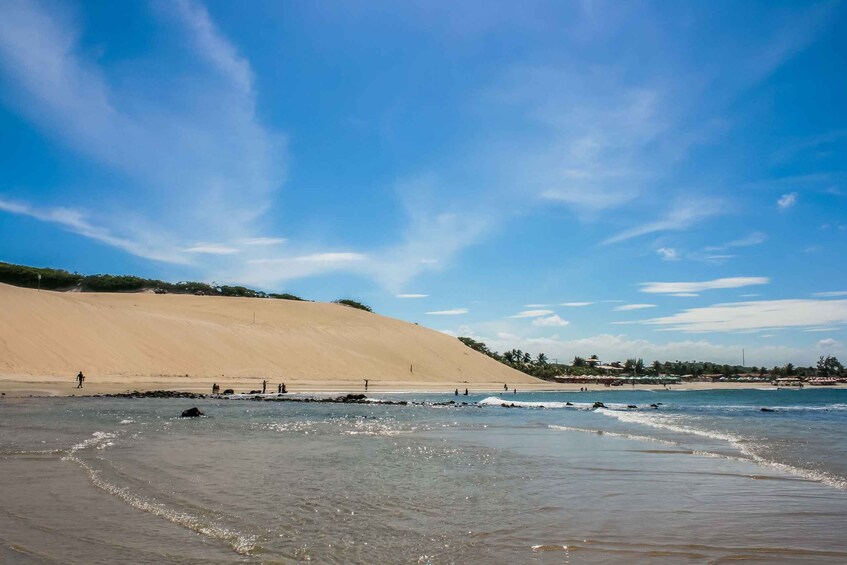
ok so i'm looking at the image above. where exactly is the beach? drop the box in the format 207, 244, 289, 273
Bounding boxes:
2, 388, 847, 563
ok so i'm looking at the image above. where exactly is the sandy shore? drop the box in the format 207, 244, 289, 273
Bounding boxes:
2, 377, 836, 398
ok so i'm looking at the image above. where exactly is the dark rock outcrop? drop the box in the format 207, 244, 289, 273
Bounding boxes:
592, 401, 607, 409
180, 407, 204, 418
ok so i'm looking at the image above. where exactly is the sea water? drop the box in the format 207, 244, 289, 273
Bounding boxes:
1, 388, 846, 563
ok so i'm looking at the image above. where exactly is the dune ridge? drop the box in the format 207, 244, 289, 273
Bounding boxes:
0, 283, 536, 391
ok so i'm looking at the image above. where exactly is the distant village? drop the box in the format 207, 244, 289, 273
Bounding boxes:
458, 337, 845, 387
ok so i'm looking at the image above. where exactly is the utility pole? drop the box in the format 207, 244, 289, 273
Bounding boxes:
37, 273, 41, 292
742, 349, 745, 367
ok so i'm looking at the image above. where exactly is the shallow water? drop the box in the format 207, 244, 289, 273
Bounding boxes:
1, 389, 846, 563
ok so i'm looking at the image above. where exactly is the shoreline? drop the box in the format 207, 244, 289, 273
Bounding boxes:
2, 376, 841, 398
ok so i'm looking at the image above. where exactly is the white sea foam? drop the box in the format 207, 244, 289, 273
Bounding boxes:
479, 397, 602, 410
119, 419, 135, 424
548, 424, 678, 446
595, 408, 847, 490
62, 430, 259, 555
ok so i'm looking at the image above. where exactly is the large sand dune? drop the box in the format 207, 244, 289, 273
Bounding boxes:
0, 283, 538, 393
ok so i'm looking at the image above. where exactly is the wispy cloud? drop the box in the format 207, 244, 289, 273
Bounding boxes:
0, 197, 188, 263
614, 303, 657, 311
532, 314, 570, 327
524, 303, 550, 308
777, 192, 798, 209
426, 308, 469, 316
602, 198, 724, 245
643, 299, 847, 333
812, 291, 847, 298
184, 244, 239, 255
509, 309, 555, 319
0, 0, 284, 265
294, 253, 366, 263
656, 247, 679, 261
640, 277, 769, 294
239, 237, 286, 246
560, 302, 593, 307
396, 293, 429, 299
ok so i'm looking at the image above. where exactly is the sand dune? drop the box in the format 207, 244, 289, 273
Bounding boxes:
0, 283, 537, 393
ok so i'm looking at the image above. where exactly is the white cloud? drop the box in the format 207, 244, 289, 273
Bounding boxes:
524, 303, 550, 308
239, 237, 286, 246
509, 309, 555, 318
817, 338, 839, 349
614, 303, 657, 311
0, 198, 188, 264
396, 293, 429, 299
640, 277, 769, 294
0, 0, 284, 266
603, 198, 724, 244
777, 192, 798, 209
726, 231, 767, 247
293, 253, 366, 263
426, 308, 469, 316
669, 293, 699, 297
812, 291, 847, 297
532, 314, 570, 327
656, 247, 679, 261
184, 244, 239, 255
560, 302, 594, 307
643, 299, 847, 333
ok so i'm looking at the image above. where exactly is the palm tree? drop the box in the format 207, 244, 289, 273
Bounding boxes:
537, 353, 548, 365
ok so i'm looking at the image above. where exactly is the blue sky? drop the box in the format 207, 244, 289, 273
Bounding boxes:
1, 0, 846, 366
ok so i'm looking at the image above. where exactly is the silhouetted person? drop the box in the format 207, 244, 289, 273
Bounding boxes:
514, 388, 517, 394
281, 383, 287, 393
464, 388, 468, 395
277, 383, 282, 393
262, 379, 267, 394
504, 383, 508, 391
364, 379, 369, 391
76, 371, 84, 388
212, 383, 220, 394
454, 388, 458, 395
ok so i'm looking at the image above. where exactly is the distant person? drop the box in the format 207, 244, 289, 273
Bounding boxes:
504, 383, 508, 391
212, 383, 220, 394
364, 379, 369, 391
281, 383, 287, 393
454, 388, 459, 396
262, 380, 267, 394
76, 371, 84, 388
514, 388, 517, 394
464, 388, 468, 396
277, 383, 282, 394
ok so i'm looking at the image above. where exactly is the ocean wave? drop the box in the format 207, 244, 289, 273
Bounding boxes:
478, 397, 633, 410
595, 409, 847, 490
548, 425, 678, 445
62, 430, 259, 555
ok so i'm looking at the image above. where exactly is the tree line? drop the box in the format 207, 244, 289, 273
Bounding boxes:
459, 336, 844, 381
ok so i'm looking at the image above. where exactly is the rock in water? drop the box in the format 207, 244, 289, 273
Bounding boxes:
761, 407, 776, 412
222, 389, 234, 395
592, 401, 606, 409
181, 407, 204, 418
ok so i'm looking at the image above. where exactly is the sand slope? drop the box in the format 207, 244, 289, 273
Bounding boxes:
0, 283, 537, 389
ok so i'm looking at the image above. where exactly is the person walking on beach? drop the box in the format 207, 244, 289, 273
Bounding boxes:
504, 383, 508, 391
76, 371, 84, 388
364, 379, 369, 391
277, 383, 282, 394
212, 383, 220, 394
464, 388, 468, 396
454, 388, 459, 396
262, 380, 267, 394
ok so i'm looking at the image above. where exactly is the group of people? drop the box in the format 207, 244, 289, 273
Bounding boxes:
210, 380, 287, 395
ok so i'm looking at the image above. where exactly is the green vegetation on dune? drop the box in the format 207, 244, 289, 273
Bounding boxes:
332, 299, 373, 312
0, 261, 309, 303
